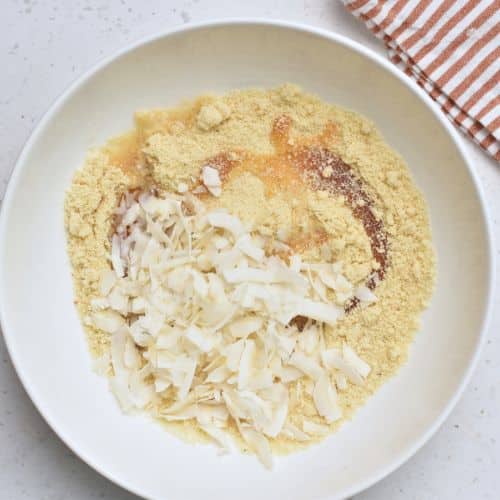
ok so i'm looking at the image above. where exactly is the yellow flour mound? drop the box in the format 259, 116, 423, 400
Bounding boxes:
65, 84, 435, 454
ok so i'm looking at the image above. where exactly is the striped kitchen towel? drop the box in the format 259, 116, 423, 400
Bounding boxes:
342, 0, 500, 161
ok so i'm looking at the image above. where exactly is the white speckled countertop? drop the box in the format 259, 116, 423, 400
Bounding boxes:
1, 1, 499, 498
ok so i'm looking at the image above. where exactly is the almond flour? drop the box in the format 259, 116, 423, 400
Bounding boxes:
65, 84, 435, 456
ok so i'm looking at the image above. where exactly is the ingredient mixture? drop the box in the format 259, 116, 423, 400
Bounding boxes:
65, 84, 435, 467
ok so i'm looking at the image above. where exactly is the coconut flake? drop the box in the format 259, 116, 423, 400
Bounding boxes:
124, 337, 141, 369
222, 267, 271, 284
111, 234, 125, 278
185, 325, 215, 353
297, 299, 343, 326
282, 423, 310, 441
239, 427, 273, 469
236, 234, 265, 262
122, 202, 141, 226
277, 365, 303, 383
288, 351, 323, 380
202, 166, 222, 197
196, 404, 228, 424
207, 212, 244, 237
343, 344, 371, 378
260, 384, 288, 437
335, 373, 348, 391
107, 287, 129, 315
109, 376, 134, 413
200, 423, 232, 453
177, 357, 197, 400
130, 296, 146, 314
313, 374, 341, 423
100, 269, 117, 296
128, 371, 155, 408
206, 364, 231, 383
154, 377, 171, 393
355, 285, 378, 304
90, 297, 109, 310
92, 310, 125, 334
238, 339, 256, 390
228, 317, 263, 338
222, 340, 245, 372
321, 348, 364, 386
247, 369, 273, 391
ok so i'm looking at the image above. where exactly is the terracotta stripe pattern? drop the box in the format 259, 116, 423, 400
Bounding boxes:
343, 0, 500, 161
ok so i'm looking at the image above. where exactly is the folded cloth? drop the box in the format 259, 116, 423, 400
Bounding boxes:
342, 0, 500, 161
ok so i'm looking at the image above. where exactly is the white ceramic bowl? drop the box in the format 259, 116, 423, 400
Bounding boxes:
0, 20, 493, 500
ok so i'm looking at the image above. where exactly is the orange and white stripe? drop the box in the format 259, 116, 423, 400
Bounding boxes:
343, 0, 500, 161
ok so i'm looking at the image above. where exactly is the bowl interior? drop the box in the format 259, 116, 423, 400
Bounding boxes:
0, 22, 491, 500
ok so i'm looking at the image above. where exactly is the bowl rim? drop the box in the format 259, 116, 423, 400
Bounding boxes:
0, 18, 495, 500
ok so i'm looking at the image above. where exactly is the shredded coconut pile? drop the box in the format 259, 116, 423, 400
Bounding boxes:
88, 185, 374, 468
